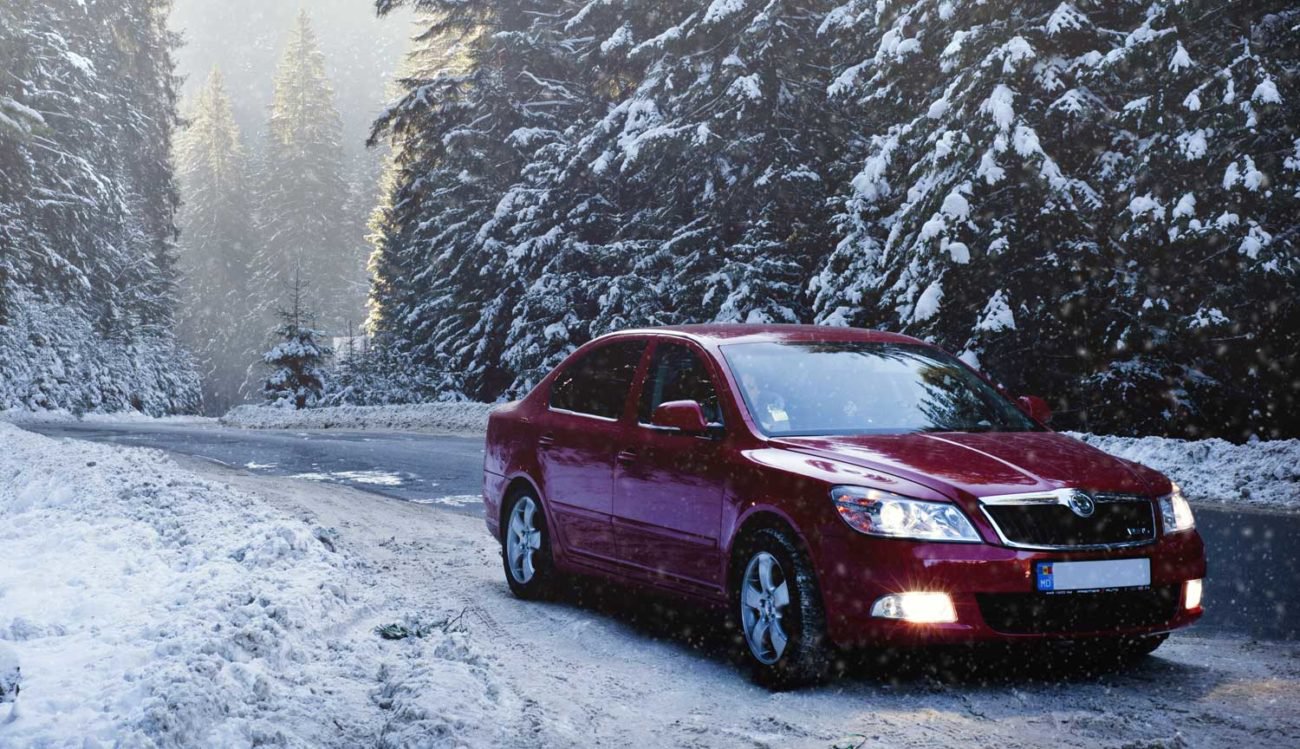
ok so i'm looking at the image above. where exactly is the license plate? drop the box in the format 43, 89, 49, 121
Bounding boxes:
1035, 558, 1150, 592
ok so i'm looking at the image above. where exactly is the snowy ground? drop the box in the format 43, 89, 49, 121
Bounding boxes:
0, 408, 215, 427
221, 402, 495, 435
2, 423, 1300, 747
1073, 433, 1300, 510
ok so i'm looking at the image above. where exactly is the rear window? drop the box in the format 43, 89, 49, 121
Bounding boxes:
549, 339, 646, 420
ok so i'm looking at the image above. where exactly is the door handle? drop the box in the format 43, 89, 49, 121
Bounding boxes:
538, 433, 556, 448
616, 449, 638, 464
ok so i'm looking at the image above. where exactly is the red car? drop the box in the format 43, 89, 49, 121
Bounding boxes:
482, 325, 1205, 686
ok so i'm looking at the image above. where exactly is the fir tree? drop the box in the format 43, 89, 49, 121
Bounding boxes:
176, 69, 261, 414
369, 0, 589, 399
256, 10, 359, 334
0, 0, 198, 415
262, 268, 331, 410
364, 0, 1299, 439
811, 0, 1299, 437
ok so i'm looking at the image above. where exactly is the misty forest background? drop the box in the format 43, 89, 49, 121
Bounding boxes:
1, 0, 1297, 440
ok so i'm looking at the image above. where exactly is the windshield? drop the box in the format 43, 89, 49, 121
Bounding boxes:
721, 341, 1041, 437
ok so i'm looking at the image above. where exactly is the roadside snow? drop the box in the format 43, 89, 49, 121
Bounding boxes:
0, 422, 517, 746
222, 402, 496, 435
0, 409, 213, 426
1072, 432, 1300, 510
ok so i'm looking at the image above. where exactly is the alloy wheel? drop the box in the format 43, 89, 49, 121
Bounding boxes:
740, 551, 792, 664
506, 496, 542, 584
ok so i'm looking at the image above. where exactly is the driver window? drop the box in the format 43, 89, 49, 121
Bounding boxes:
638, 343, 724, 425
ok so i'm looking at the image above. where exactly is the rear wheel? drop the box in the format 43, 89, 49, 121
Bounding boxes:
732, 526, 830, 689
502, 492, 555, 599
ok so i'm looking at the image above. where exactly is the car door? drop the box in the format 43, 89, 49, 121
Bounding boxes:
538, 338, 647, 562
612, 339, 727, 589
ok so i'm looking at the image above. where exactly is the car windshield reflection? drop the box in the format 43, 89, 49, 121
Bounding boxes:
721, 341, 1041, 437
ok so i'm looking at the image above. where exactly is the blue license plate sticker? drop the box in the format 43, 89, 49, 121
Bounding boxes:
1036, 562, 1055, 591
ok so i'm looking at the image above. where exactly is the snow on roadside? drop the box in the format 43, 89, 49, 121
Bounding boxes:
221, 402, 497, 435
1071, 432, 1300, 510
0, 422, 517, 746
0, 408, 214, 426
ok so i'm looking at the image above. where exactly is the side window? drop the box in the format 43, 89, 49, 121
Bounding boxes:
638, 342, 724, 425
549, 340, 646, 419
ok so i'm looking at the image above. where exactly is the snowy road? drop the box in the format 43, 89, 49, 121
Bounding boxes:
25, 420, 487, 513
24, 420, 1300, 642
4, 422, 1300, 748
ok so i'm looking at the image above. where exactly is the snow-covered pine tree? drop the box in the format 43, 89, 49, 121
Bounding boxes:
813, 1, 1110, 402
262, 269, 331, 410
491, 0, 840, 394
812, 0, 1299, 438
176, 69, 262, 414
0, 0, 198, 415
369, 0, 593, 399
255, 10, 359, 335
1084, 0, 1300, 438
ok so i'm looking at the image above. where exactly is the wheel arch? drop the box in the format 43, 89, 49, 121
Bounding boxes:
499, 474, 547, 538
725, 506, 817, 589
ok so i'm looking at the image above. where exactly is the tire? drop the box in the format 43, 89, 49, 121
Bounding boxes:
731, 526, 831, 689
501, 492, 556, 599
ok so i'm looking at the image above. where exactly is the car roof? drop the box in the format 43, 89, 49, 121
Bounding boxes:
605, 323, 927, 347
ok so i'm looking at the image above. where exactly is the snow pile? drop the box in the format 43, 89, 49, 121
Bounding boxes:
0, 409, 213, 426
0, 422, 514, 746
222, 402, 497, 434
1072, 432, 1300, 509
0, 644, 18, 707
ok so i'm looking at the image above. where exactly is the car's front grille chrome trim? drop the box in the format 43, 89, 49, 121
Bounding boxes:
978, 489, 1158, 551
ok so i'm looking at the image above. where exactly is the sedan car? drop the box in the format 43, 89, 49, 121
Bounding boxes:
482, 325, 1205, 686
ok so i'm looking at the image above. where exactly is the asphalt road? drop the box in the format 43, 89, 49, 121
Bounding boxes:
24, 420, 1299, 641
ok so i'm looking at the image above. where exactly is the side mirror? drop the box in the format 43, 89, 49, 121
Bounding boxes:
1017, 395, 1052, 424
651, 400, 709, 434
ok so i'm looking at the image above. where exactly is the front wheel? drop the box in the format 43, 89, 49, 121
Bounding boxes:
502, 493, 556, 599
732, 527, 831, 689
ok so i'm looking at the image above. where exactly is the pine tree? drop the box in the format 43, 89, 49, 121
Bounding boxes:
810, 0, 1299, 437
0, 0, 198, 415
497, 0, 839, 391
369, 0, 591, 399
255, 10, 359, 334
1082, 0, 1300, 438
262, 268, 331, 410
175, 69, 261, 414
364, 0, 1299, 439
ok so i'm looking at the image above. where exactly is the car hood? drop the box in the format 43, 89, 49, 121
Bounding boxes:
770, 431, 1169, 500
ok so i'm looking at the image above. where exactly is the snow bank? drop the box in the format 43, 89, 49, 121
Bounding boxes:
0, 408, 213, 426
0, 644, 18, 705
222, 402, 497, 435
1072, 433, 1300, 510
0, 422, 514, 745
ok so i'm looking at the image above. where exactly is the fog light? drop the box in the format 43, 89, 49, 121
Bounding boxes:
1184, 579, 1203, 610
871, 592, 957, 623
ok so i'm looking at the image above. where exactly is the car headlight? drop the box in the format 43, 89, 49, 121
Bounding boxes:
830, 486, 980, 542
1158, 482, 1195, 534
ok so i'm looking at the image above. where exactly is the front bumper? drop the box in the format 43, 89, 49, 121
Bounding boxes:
817, 528, 1206, 647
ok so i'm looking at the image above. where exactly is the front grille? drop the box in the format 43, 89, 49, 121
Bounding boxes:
982, 494, 1156, 549
977, 586, 1180, 634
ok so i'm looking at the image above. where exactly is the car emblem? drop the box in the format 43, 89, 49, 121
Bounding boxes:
1067, 491, 1096, 518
